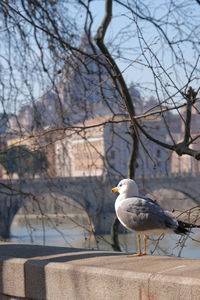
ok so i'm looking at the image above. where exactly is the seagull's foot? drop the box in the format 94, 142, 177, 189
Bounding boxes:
127, 252, 146, 258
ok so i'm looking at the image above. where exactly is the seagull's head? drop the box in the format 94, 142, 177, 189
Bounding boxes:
112, 178, 139, 197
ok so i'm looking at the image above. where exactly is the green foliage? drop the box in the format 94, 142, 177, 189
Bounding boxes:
0, 145, 48, 178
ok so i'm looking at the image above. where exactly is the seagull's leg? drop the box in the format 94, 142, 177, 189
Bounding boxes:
137, 234, 141, 254
127, 234, 142, 257
142, 235, 148, 255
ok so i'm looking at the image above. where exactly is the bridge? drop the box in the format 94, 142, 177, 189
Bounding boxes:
0, 174, 200, 238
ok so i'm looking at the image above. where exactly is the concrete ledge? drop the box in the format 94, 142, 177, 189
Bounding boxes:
0, 244, 200, 299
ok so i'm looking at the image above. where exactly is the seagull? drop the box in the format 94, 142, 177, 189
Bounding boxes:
112, 178, 200, 257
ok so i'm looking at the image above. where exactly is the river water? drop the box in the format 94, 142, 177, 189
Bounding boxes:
10, 215, 200, 259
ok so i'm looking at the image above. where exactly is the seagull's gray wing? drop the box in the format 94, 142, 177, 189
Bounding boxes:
116, 197, 178, 233
139, 196, 158, 206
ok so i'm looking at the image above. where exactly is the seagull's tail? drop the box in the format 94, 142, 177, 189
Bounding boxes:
175, 220, 200, 235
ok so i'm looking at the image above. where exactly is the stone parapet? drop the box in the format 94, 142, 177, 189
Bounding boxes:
0, 243, 200, 300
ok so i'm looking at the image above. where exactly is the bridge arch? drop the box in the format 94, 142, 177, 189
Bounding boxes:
0, 176, 116, 238
145, 188, 197, 211
10, 192, 95, 244
138, 175, 200, 205
27, 178, 115, 234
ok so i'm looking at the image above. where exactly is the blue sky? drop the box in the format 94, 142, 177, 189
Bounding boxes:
0, 0, 199, 113
88, 0, 200, 101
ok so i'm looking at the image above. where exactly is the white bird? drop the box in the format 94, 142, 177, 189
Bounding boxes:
112, 178, 199, 257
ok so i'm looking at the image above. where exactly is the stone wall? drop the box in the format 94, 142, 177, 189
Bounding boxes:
0, 243, 200, 300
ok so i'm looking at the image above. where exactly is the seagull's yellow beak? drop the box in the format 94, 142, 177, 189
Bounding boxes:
111, 187, 118, 193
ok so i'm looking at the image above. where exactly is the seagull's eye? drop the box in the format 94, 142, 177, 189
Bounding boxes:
119, 183, 122, 187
